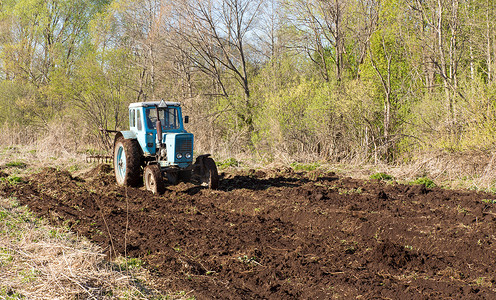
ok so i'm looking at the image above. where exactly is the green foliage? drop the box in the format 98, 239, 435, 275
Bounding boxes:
237, 255, 261, 266
410, 177, 436, 189
216, 158, 241, 169
1, 0, 496, 163
370, 172, 394, 181
5, 161, 26, 168
7, 176, 23, 185
67, 165, 81, 173
0, 287, 25, 299
119, 257, 144, 270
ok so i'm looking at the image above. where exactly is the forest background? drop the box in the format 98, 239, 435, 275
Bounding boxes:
1, 0, 496, 165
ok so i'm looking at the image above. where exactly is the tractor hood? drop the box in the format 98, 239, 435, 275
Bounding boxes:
162, 132, 194, 167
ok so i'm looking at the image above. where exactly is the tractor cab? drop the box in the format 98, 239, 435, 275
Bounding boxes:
126, 100, 193, 168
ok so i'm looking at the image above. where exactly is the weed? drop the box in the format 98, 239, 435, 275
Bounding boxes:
338, 187, 362, 195
410, 177, 436, 188
344, 245, 357, 254
117, 257, 144, 270
184, 206, 198, 215
216, 158, 241, 169
5, 161, 26, 169
370, 172, 394, 181
67, 165, 80, 173
456, 205, 468, 214
85, 148, 99, 155
290, 162, 320, 171
341, 240, 358, 254
481, 199, 496, 204
0, 249, 13, 266
237, 255, 262, 266
0, 288, 25, 299
20, 269, 40, 283
475, 277, 492, 287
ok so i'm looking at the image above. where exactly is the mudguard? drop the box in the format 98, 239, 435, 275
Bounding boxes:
114, 131, 137, 146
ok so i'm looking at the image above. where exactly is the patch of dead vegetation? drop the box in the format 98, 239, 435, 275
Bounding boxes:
0, 197, 168, 299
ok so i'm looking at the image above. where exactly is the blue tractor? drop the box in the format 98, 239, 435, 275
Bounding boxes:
113, 100, 219, 194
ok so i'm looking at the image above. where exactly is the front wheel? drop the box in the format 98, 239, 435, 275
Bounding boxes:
167, 171, 179, 185
144, 165, 165, 194
200, 157, 219, 189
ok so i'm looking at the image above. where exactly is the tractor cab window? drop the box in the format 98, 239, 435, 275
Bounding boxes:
130, 110, 135, 127
137, 109, 142, 130
146, 107, 179, 130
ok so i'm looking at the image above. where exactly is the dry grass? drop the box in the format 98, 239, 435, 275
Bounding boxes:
212, 148, 496, 192
324, 150, 496, 191
0, 197, 167, 299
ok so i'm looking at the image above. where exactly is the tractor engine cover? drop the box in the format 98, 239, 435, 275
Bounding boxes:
163, 133, 194, 168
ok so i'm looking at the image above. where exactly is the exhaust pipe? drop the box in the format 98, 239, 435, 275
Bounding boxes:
156, 106, 163, 159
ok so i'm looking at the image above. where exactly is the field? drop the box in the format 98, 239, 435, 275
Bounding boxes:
2, 163, 496, 299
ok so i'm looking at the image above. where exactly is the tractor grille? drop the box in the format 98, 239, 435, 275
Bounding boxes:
176, 137, 192, 154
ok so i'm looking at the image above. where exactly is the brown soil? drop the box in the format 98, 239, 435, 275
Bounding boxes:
2, 165, 496, 299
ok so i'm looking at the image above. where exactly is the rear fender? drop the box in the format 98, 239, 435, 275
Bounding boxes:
114, 131, 145, 166
114, 131, 137, 145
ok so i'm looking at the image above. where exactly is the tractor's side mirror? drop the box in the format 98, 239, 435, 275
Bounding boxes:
184, 116, 189, 124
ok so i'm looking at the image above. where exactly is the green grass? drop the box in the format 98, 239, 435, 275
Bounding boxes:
67, 164, 81, 173
115, 257, 145, 271
3, 176, 23, 185
216, 158, 241, 169
370, 172, 394, 181
410, 177, 436, 188
4, 161, 26, 169
0, 287, 25, 299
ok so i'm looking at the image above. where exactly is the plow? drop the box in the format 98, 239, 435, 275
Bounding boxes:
85, 155, 112, 164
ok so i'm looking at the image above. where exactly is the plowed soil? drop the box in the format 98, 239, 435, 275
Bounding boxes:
2, 165, 496, 299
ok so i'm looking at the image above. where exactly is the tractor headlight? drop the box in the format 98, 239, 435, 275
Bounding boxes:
176, 153, 183, 159
185, 153, 192, 159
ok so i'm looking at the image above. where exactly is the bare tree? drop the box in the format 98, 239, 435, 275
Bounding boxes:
170, 0, 264, 132
283, 0, 341, 82
111, 0, 175, 101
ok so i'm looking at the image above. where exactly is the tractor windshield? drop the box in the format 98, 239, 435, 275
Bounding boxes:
146, 107, 180, 130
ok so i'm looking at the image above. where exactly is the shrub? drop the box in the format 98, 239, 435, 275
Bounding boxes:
370, 172, 394, 181
410, 177, 436, 188
216, 158, 241, 169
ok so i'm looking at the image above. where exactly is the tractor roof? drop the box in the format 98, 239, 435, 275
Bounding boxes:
129, 100, 181, 108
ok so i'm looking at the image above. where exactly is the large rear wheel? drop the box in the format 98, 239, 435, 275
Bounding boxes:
114, 137, 142, 187
144, 165, 165, 194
